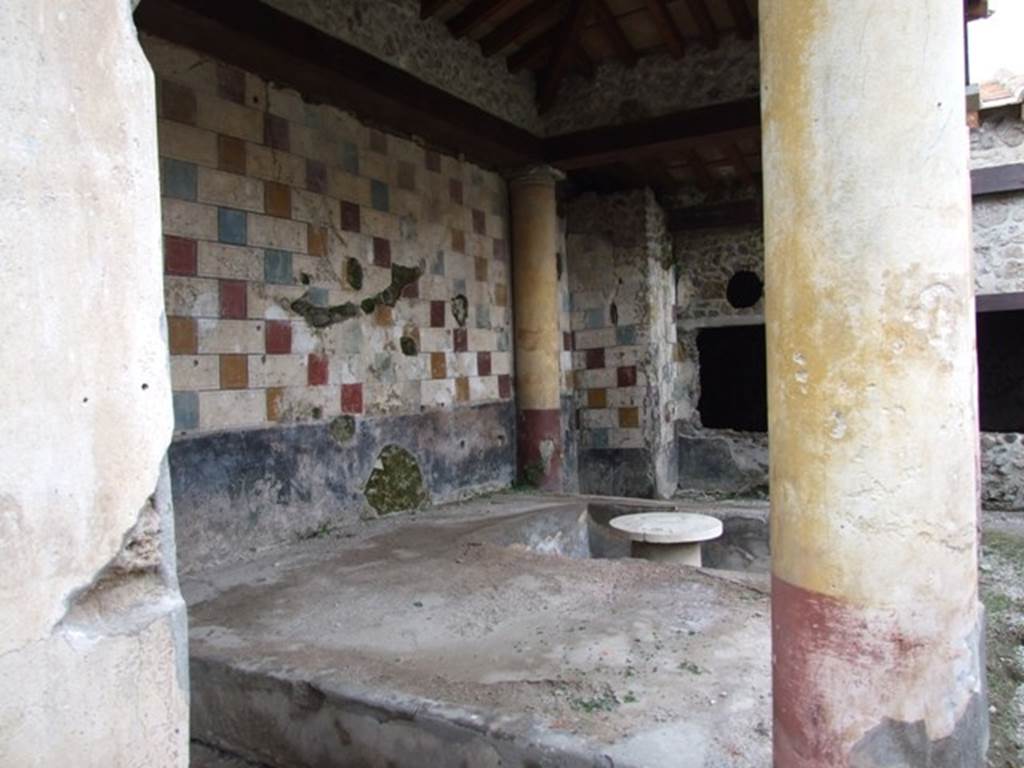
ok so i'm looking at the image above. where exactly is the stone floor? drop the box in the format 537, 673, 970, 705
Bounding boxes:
185, 495, 773, 768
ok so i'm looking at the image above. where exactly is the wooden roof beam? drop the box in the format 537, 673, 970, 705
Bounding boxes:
724, 0, 755, 39
592, 0, 638, 66
684, 0, 720, 49
687, 148, 715, 192
667, 199, 762, 231
506, 27, 558, 72
538, 0, 591, 113
545, 97, 761, 170
645, 0, 686, 58
448, 0, 522, 39
479, 0, 566, 56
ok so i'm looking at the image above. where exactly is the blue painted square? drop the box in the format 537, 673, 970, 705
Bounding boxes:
370, 179, 390, 212
161, 158, 196, 201
584, 308, 605, 329
307, 286, 328, 306
264, 249, 293, 285
341, 142, 359, 175
431, 250, 446, 277
476, 304, 491, 329
497, 333, 509, 352
562, 293, 571, 313
590, 429, 609, 449
453, 278, 467, 295
616, 325, 637, 345
218, 208, 247, 245
173, 391, 199, 431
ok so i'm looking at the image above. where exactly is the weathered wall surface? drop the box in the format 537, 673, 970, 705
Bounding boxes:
565, 190, 680, 498
543, 39, 759, 135
971, 104, 1024, 169
973, 106, 1024, 295
0, 2, 187, 765
146, 36, 516, 567
262, 0, 541, 134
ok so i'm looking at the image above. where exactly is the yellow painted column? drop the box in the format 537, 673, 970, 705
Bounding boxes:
510, 166, 564, 490
759, 2, 986, 765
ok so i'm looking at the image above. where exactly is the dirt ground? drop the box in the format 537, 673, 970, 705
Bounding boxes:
982, 513, 1024, 768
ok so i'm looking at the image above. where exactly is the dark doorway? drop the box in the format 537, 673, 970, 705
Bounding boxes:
978, 310, 1024, 432
697, 324, 768, 432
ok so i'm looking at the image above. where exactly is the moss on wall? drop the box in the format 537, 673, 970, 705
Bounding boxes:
364, 445, 428, 515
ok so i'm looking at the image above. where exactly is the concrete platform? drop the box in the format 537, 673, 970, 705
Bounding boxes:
184, 495, 772, 767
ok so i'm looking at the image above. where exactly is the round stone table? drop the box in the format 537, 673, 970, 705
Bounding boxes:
609, 512, 724, 566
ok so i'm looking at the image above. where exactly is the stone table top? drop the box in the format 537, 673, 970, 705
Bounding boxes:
609, 512, 724, 544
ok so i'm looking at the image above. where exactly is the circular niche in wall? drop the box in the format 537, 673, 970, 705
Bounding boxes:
726, 270, 763, 309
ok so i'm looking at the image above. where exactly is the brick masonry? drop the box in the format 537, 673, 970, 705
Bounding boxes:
147, 35, 514, 440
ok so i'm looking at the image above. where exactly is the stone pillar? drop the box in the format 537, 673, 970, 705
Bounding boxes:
760, 2, 986, 766
510, 166, 565, 490
0, 1, 188, 765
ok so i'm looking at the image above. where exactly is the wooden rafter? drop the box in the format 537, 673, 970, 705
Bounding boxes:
724, 0, 755, 39
723, 141, 754, 186
506, 27, 558, 72
420, 0, 453, 20
645, 0, 686, 59
667, 199, 762, 231
479, 0, 566, 56
448, 0, 522, 39
538, 0, 591, 113
545, 97, 761, 170
592, 0, 637, 66
684, 0, 719, 49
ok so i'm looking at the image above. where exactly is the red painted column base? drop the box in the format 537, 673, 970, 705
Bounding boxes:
516, 408, 563, 491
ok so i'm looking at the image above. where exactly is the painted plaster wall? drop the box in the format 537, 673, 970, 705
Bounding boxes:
262, 0, 542, 134
0, 2, 187, 765
145, 36, 517, 566
565, 190, 680, 498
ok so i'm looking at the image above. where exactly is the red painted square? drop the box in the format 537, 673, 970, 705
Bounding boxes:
472, 209, 486, 235
493, 239, 506, 260
585, 348, 605, 370
219, 280, 247, 319
373, 237, 391, 268
454, 328, 468, 353
617, 365, 637, 387
449, 178, 463, 205
164, 235, 196, 276
401, 280, 419, 299
477, 352, 492, 377
563, 332, 573, 351
307, 353, 329, 386
430, 301, 446, 328
498, 374, 512, 399
341, 383, 363, 414
340, 201, 361, 233
265, 320, 292, 354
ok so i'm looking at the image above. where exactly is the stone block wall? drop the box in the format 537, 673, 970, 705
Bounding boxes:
565, 190, 680, 498
672, 103, 1024, 509
145, 36, 517, 568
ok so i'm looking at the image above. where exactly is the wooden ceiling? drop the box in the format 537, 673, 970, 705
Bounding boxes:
421, 0, 758, 112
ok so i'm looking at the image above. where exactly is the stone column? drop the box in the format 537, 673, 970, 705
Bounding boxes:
760, 2, 986, 766
510, 166, 565, 490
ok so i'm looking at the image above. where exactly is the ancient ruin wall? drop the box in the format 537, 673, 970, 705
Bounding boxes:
145, 36, 517, 568
565, 190, 680, 498
543, 39, 759, 135
0, 3, 187, 764
673, 159, 1024, 508
263, 0, 542, 134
